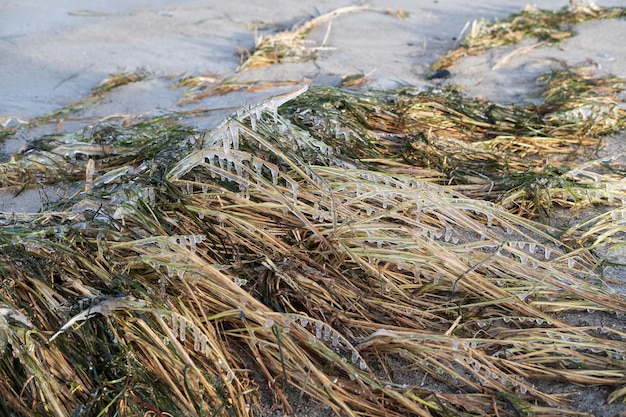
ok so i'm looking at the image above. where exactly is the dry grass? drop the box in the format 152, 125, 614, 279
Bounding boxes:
431, 4, 625, 71
1, 72, 625, 416
2, 4, 626, 416
238, 6, 369, 71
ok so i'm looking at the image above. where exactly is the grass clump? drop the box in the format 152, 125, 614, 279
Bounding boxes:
431, 3, 625, 70
238, 6, 369, 71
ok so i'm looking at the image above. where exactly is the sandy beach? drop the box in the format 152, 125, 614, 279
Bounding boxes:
1, 1, 625, 416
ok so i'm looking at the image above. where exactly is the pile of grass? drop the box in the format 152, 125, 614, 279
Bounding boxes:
1, 67, 625, 416
431, 3, 625, 71
237, 6, 368, 71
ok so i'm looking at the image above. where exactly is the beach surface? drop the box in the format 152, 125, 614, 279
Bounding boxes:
1, 1, 625, 416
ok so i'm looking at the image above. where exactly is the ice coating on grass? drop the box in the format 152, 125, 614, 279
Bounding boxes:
315, 321, 323, 339
168, 235, 206, 255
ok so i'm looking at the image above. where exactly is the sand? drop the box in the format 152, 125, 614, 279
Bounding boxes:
1, 1, 625, 415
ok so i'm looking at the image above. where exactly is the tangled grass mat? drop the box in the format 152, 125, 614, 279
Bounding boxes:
1, 4, 626, 417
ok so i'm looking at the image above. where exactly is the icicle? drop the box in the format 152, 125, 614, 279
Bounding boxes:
568, 258, 575, 268
188, 236, 198, 254
172, 313, 179, 337
250, 112, 258, 132
290, 181, 299, 202
351, 350, 359, 364
486, 213, 493, 227
222, 129, 233, 153
264, 317, 274, 328
231, 125, 240, 150
300, 317, 309, 328
544, 247, 552, 260
235, 161, 243, 178
179, 316, 186, 341
194, 327, 201, 351
270, 167, 279, 185
315, 322, 323, 339
528, 243, 536, 254
252, 159, 264, 176
323, 324, 331, 342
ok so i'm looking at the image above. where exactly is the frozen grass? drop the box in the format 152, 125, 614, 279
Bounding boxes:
1, 3, 625, 416
1, 69, 625, 416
